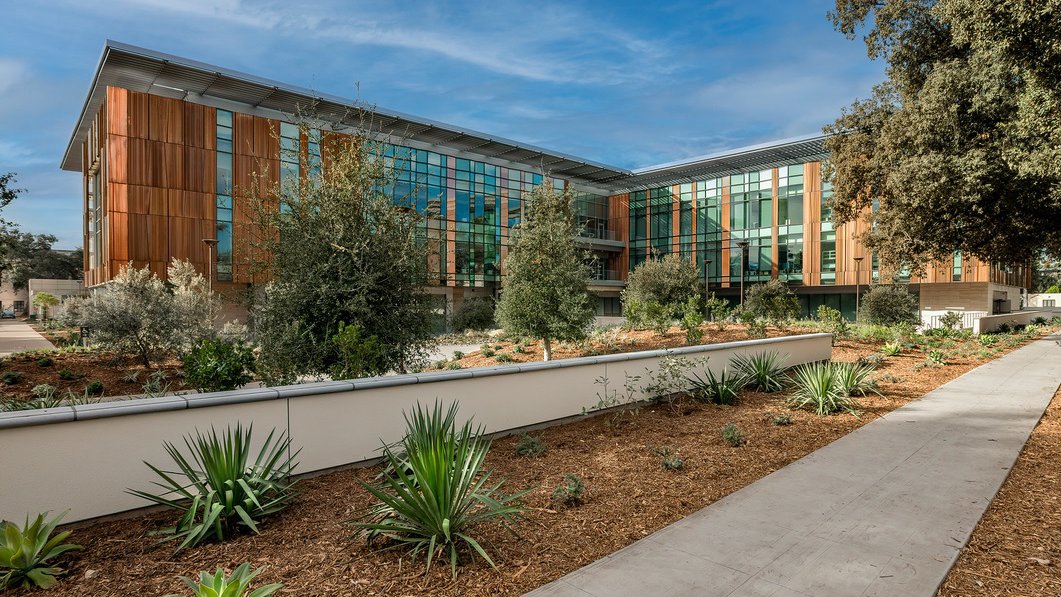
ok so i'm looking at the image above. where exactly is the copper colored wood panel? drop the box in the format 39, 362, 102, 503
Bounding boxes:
106, 135, 127, 184
130, 214, 150, 262
609, 193, 630, 280
184, 146, 214, 194
108, 211, 129, 261
149, 215, 168, 263
159, 142, 185, 190
148, 95, 183, 144
128, 91, 150, 140
106, 87, 128, 137
108, 182, 129, 214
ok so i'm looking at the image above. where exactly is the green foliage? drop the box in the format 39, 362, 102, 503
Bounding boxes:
772, 414, 793, 426
480, 345, 495, 358
926, 349, 947, 366
859, 286, 920, 326
623, 297, 672, 336
996, 323, 1012, 334
328, 322, 387, 381
721, 423, 745, 447
816, 305, 848, 344
494, 352, 513, 363
450, 298, 496, 332
0, 512, 81, 590
168, 563, 283, 597
551, 474, 585, 506
938, 311, 964, 332
36, 356, 53, 367
687, 369, 744, 405
31, 384, 56, 400
1, 371, 21, 385
858, 353, 884, 368
729, 352, 787, 393
247, 132, 435, 385
129, 424, 298, 551
445, 362, 463, 370
622, 253, 702, 322
85, 379, 104, 396
142, 370, 171, 398
881, 342, 902, 356
496, 185, 594, 362
451, 351, 465, 360
640, 355, 706, 411
586, 372, 642, 427
734, 306, 768, 339
705, 293, 732, 330
744, 280, 799, 329
652, 446, 684, 471
1032, 316, 1048, 326
183, 338, 256, 392
514, 433, 546, 457
787, 362, 859, 416
825, 0, 1061, 267
833, 362, 881, 397
354, 402, 528, 577
681, 296, 705, 343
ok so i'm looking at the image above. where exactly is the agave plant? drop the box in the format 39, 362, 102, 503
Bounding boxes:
687, 369, 744, 405
786, 362, 857, 416
0, 511, 82, 590
129, 424, 299, 551
167, 563, 283, 597
353, 401, 529, 578
880, 342, 902, 356
729, 351, 787, 393
833, 362, 881, 397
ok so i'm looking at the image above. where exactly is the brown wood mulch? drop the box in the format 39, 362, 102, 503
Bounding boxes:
45, 330, 1050, 596
0, 350, 186, 403
938, 385, 1061, 596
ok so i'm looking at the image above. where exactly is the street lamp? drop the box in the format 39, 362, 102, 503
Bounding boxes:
202, 238, 219, 295
737, 240, 750, 308
853, 256, 865, 322
703, 259, 713, 298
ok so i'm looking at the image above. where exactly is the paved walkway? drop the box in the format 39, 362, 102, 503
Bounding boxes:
0, 319, 54, 355
527, 333, 1061, 597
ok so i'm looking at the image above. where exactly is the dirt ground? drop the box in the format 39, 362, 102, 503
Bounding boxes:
938, 385, 1061, 596
0, 350, 186, 403
46, 329, 1051, 596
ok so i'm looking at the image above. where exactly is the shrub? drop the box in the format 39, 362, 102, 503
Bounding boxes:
171, 563, 282, 597
0, 512, 81, 590
858, 353, 884, 367
881, 342, 902, 356
1032, 316, 1047, 326
85, 380, 104, 396
551, 473, 585, 506
446, 362, 463, 370
622, 253, 701, 321
681, 296, 705, 344
744, 280, 799, 329
996, 323, 1012, 334
640, 355, 706, 411
833, 362, 880, 397
926, 349, 947, 366
859, 285, 919, 325
772, 414, 792, 426
129, 424, 299, 551
36, 356, 54, 368
653, 447, 684, 471
730, 352, 787, 393
816, 305, 848, 344
705, 293, 732, 331
938, 310, 964, 333
787, 362, 858, 415
494, 352, 513, 363
480, 345, 495, 358
687, 369, 743, 405
142, 371, 171, 398
182, 338, 256, 392
328, 322, 388, 381
624, 296, 673, 335
57, 368, 78, 381
514, 433, 545, 457
1, 371, 22, 385
452, 350, 465, 360
721, 423, 745, 447
451, 297, 496, 332
31, 384, 57, 400
354, 402, 528, 577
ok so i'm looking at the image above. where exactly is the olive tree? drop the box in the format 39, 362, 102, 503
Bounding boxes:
744, 280, 799, 329
621, 253, 701, 332
496, 184, 595, 361
859, 285, 920, 326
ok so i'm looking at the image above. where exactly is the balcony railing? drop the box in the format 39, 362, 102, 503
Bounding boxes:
577, 227, 622, 242
588, 269, 623, 282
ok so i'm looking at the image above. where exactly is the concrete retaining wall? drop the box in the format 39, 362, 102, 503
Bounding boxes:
974, 311, 1050, 334
0, 333, 831, 523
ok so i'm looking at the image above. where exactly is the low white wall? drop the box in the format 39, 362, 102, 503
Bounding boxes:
974, 311, 1049, 334
0, 333, 831, 523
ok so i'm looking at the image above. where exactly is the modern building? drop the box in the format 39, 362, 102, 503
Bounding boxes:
62, 41, 1030, 322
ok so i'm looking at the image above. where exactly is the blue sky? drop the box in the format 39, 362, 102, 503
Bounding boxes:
0, 0, 881, 249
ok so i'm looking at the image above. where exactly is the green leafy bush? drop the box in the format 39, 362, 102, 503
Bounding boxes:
0, 512, 81, 590
881, 342, 902, 356
772, 414, 792, 426
31, 384, 57, 400
494, 352, 513, 363
129, 424, 299, 551
551, 473, 585, 506
480, 345, 495, 358
834, 362, 880, 397
445, 362, 463, 370
996, 323, 1012, 334
354, 402, 528, 577
36, 356, 54, 368
182, 338, 256, 392
652, 447, 684, 471
168, 563, 282, 597
744, 280, 799, 329
57, 369, 79, 381
688, 369, 744, 405
721, 423, 745, 447
681, 296, 705, 343
1032, 316, 1047, 326
514, 433, 545, 457
816, 305, 848, 344
1, 371, 22, 385
450, 297, 496, 332
926, 349, 947, 366
623, 296, 673, 336
787, 362, 858, 415
859, 285, 919, 325
452, 351, 465, 360
85, 380, 104, 396
622, 253, 701, 322
730, 352, 787, 393
705, 293, 732, 331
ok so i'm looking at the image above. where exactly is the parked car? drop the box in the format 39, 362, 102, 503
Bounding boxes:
0, 310, 15, 319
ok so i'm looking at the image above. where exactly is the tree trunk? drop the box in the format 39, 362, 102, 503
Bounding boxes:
543, 337, 552, 361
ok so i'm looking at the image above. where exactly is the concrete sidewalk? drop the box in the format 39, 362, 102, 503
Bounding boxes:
527, 333, 1061, 597
0, 319, 54, 356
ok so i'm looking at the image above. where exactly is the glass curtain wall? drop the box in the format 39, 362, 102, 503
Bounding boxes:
729, 170, 772, 284
215, 109, 234, 281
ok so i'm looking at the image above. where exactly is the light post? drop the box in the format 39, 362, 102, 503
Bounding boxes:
853, 256, 864, 322
737, 240, 750, 308
703, 259, 713, 298
202, 238, 219, 295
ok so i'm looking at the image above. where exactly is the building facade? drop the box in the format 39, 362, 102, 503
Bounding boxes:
62, 42, 1029, 322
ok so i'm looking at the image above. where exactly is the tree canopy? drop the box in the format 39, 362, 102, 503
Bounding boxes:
823, 0, 1060, 271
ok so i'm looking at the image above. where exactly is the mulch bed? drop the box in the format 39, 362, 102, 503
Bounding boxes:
47, 329, 1052, 596
938, 385, 1061, 596
0, 351, 186, 403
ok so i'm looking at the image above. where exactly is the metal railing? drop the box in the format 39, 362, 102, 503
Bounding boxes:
588, 269, 623, 282
922, 311, 988, 331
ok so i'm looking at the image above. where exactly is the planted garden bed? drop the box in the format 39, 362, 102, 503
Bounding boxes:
42, 327, 1054, 596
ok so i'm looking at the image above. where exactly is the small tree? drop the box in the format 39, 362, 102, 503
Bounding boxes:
450, 297, 496, 332
860, 285, 920, 326
622, 253, 701, 322
705, 293, 732, 331
496, 184, 594, 361
744, 280, 799, 329
31, 292, 59, 321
